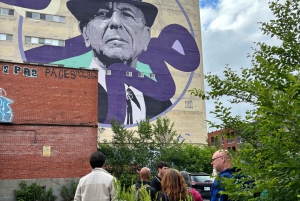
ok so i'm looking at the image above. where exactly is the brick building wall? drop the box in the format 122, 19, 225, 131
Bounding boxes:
0, 61, 98, 200
207, 129, 243, 151
0, 125, 96, 180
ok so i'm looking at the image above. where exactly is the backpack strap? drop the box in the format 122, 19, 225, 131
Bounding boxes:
134, 184, 140, 200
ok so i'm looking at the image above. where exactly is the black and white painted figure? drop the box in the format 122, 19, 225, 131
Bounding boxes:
67, 0, 172, 125
67, 0, 158, 70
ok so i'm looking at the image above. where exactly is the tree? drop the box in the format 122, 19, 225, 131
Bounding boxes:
158, 143, 216, 174
190, 0, 300, 200
98, 117, 215, 188
98, 117, 180, 188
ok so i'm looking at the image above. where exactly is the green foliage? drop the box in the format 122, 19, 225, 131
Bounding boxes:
60, 180, 78, 201
14, 180, 57, 201
99, 117, 215, 188
159, 143, 216, 174
113, 178, 194, 201
190, 0, 300, 200
99, 117, 179, 188
113, 178, 153, 201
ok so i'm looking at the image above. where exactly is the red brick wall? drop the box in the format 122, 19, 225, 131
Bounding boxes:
0, 125, 97, 179
0, 62, 98, 125
207, 129, 240, 151
0, 62, 98, 180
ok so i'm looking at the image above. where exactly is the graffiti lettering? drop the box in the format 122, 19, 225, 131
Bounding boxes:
45, 68, 97, 79
14, 65, 21, 75
23, 67, 38, 77
32, 69, 38, 77
0, 88, 13, 123
2, 65, 9, 74
11, 65, 38, 78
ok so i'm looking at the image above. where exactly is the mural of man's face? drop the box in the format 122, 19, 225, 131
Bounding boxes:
81, 2, 151, 68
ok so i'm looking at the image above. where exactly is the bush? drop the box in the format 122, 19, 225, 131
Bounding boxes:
99, 117, 215, 188
60, 180, 78, 201
14, 180, 57, 201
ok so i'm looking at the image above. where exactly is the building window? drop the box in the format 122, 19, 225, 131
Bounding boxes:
228, 146, 236, 152
237, 136, 243, 144
221, 136, 224, 145
26, 11, 65, 23
32, 12, 39, 19
211, 136, 219, 146
227, 138, 234, 144
25, 36, 65, 46
230, 132, 235, 143
0, 8, 14, 16
40, 13, 46, 20
126, 71, 132, 77
46, 14, 53, 21
227, 131, 235, 144
0, 33, 13, 41
150, 73, 155, 79
106, 70, 111, 75
211, 137, 214, 146
138, 72, 144, 78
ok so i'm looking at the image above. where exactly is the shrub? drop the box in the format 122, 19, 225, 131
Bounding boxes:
14, 180, 57, 201
60, 180, 78, 201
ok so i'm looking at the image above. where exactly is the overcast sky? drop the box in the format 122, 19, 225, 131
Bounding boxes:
199, 0, 278, 132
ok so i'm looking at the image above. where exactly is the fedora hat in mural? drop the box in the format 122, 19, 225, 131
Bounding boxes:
67, 0, 158, 27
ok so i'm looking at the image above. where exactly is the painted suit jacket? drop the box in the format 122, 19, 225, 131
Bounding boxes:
98, 83, 172, 124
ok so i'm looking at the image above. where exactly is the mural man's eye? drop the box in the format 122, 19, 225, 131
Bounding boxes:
94, 11, 108, 18
122, 11, 134, 19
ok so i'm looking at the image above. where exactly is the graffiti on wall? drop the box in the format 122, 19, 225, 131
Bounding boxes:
45, 68, 97, 79
0, 0, 200, 127
0, 88, 13, 122
2, 65, 38, 78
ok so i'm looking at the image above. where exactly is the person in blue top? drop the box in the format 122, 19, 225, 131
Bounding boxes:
210, 149, 235, 201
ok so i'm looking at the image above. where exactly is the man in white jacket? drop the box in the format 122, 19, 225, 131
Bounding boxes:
74, 151, 115, 201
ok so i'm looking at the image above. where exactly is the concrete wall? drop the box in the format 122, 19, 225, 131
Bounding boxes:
0, 178, 80, 201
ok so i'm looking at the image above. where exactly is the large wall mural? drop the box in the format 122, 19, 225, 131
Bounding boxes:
0, 0, 201, 128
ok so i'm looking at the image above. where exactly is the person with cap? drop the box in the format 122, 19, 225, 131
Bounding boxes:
67, 0, 172, 125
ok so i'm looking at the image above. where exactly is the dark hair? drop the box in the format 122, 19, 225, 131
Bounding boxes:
156, 161, 168, 170
90, 151, 106, 169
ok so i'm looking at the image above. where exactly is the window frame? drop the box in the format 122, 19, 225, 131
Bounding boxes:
0, 33, 13, 41
138, 72, 144, 78
150, 73, 155, 79
106, 70, 111, 75
26, 11, 65, 23
0, 8, 14, 16
25, 36, 65, 47
126, 71, 133, 77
